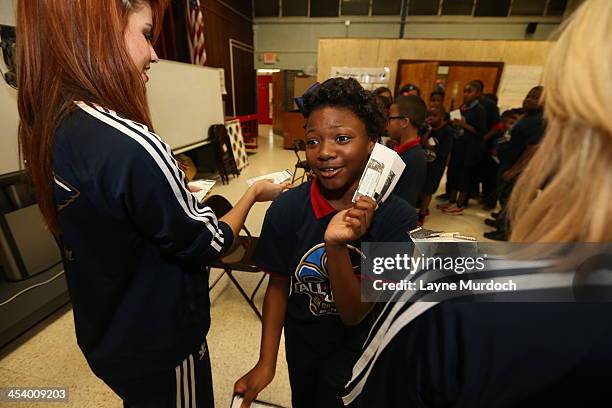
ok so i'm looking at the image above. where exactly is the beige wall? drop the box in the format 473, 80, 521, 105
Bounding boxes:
254, 15, 562, 71
318, 38, 555, 110
0, 0, 16, 25
319, 38, 553, 87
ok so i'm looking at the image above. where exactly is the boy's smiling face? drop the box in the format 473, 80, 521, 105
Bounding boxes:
305, 106, 374, 200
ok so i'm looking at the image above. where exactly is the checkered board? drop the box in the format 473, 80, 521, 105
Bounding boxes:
225, 119, 249, 170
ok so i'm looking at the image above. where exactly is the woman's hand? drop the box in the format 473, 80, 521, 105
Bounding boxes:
324, 197, 376, 245
234, 363, 275, 408
250, 180, 292, 202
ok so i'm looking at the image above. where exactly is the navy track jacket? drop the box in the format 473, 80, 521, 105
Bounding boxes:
53, 102, 233, 380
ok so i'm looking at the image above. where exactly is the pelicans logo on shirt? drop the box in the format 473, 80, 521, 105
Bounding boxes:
292, 243, 364, 316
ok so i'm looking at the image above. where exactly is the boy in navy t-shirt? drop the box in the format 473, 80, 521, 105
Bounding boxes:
486, 86, 545, 241
420, 106, 454, 225
234, 78, 417, 408
386, 95, 428, 208
429, 90, 445, 110
441, 81, 487, 215
481, 110, 519, 210
474, 81, 501, 207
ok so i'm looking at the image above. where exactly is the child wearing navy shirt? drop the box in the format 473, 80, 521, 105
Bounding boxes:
441, 81, 487, 215
386, 95, 428, 208
234, 78, 417, 408
429, 90, 445, 110
474, 81, 501, 207
481, 110, 519, 210
486, 87, 545, 241
419, 106, 454, 224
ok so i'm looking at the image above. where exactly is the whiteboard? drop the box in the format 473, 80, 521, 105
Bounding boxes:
0, 0, 16, 26
147, 60, 224, 153
0, 81, 20, 174
497, 65, 543, 112
0, 59, 224, 175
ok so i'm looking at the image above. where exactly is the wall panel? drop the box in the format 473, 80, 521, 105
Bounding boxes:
318, 38, 553, 105
201, 0, 254, 115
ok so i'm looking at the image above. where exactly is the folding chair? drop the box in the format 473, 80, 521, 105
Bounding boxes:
291, 139, 310, 184
204, 194, 266, 320
209, 124, 240, 185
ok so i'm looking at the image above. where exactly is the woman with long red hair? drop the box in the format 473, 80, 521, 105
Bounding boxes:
16, 1, 286, 406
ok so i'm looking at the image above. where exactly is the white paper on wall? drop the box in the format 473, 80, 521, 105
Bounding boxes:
497, 65, 543, 112
331, 66, 390, 91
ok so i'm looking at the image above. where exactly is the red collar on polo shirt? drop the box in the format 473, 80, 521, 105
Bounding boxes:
310, 178, 337, 219
394, 137, 421, 155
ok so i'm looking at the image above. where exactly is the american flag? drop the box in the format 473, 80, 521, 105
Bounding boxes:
186, 0, 206, 65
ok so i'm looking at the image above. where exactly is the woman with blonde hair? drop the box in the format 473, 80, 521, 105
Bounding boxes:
341, 1, 612, 407
16, 1, 286, 406
508, 0, 612, 242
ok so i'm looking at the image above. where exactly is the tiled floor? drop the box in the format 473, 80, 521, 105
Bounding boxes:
0, 125, 496, 407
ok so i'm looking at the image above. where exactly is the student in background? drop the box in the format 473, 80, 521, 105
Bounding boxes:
374, 86, 393, 103
483, 93, 498, 105
374, 86, 393, 113
386, 95, 428, 208
419, 106, 454, 225
472, 80, 501, 206
374, 87, 393, 146
480, 110, 519, 211
440, 81, 487, 215
399, 83, 421, 97
429, 90, 445, 110
428, 90, 452, 202
474, 80, 501, 136
485, 86, 545, 241
234, 78, 416, 408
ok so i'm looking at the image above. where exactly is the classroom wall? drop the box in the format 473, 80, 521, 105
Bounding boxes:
253, 15, 561, 72
0, 0, 16, 26
317, 38, 554, 111
0, 0, 18, 175
200, 0, 255, 115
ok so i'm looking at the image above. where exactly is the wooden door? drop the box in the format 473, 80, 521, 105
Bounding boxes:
395, 61, 439, 100
257, 75, 273, 125
272, 72, 285, 134
444, 65, 503, 111
230, 45, 256, 116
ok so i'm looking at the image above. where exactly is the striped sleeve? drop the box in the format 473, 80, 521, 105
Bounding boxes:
76, 102, 233, 264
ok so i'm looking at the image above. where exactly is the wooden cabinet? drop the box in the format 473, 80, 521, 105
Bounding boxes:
281, 111, 306, 149
272, 71, 309, 149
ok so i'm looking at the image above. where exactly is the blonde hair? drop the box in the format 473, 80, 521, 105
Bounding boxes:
508, 0, 612, 243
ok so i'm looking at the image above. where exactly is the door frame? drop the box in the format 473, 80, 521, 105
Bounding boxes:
229, 38, 254, 116
395, 60, 505, 96
256, 74, 273, 125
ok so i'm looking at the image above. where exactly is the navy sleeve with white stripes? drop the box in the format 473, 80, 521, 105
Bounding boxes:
76, 102, 233, 265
